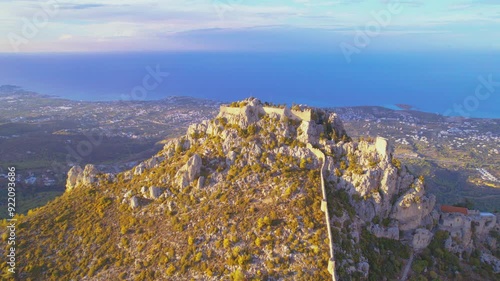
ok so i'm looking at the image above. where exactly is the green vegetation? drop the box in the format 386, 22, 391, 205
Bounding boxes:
0, 191, 62, 218
359, 229, 410, 281
409, 230, 498, 280
228, 101, 249, 108
347, 153, 364, 175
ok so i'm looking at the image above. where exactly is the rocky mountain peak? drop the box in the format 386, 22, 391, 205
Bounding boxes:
54, 98, 498, 280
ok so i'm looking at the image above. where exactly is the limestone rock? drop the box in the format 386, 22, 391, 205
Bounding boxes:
66, 165, 83, 191
217, 97, 262, 128
134, 162, 146, 175
391, 180, 436, 231
206, 119, 223, 136
370, 224, 400, 240
226, 151, 237, 165
175, 154, 202, 188
124, 190, 132, 198
150, 186, 162, 199
197, 176, 205, 189
141, 186, 148, 196
66, 164, 103, 191
135, 155, 166, 174
297, 121, 322, 145
412, 228, 433, 250
357, 262, 369, 278
481, 253, 500, 273
130, 196, 140, 209
187, 122, 208, 141
380, 166, 398, 199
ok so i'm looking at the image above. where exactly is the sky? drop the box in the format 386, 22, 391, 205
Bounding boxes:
0, 0, 499, 53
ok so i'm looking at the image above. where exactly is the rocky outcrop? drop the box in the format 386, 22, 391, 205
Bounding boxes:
134, 155, 166, 175
130, 196, 140, 209
325, 136, 435, 233
370, 224, 400, 240
226, 151, 237, 165
212, 98, 437, 278
412, 228, 433, 250
150, 186, 162, 199
66, 165, 84, 191
175, 154, 202, 188
391, 179, 436, 231
197, 176, 205, 189
66, 164, 110, 191
297, 120, 324, 145
297, 111, 346, 146
481, 253, 500, 273
217, 97, 263, 128
111, 98, 441, 280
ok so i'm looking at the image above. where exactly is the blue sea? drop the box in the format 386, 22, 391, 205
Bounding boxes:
0, 51, 499, 118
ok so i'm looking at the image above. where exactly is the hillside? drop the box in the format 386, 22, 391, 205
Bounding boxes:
0, 86, 219, 219
1, 98, 499, 280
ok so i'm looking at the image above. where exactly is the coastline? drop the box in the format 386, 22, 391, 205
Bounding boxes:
2, 84, 500, 119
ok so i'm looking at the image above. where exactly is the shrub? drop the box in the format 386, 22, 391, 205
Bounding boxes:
230, 269, 245, 281
392, 158, 402, 170
166, 265, 176, 276
412, 259, 428, 274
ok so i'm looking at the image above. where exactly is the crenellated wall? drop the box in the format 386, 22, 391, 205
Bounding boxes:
291, 109, 313, 121
219, 105, 314, 123
262, 106, 286, 117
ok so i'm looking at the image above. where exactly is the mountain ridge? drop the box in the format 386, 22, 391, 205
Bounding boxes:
3, 97, 499, 280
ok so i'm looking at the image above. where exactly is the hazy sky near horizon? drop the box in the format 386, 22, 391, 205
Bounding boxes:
1, 0, 499, 53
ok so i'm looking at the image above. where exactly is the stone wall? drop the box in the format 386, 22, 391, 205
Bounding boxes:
291, 109, 312, 121
262, 106, 286, 117
220, 105, 315, 123
307, 143, 337, 281
219, 105, 245, 116
468, 209, 480, 216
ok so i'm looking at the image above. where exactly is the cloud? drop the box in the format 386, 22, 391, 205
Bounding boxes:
380, 0, 424, 7
0, 0, 499, 52
465, 0, 500, 4
59, 3, 109, 10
